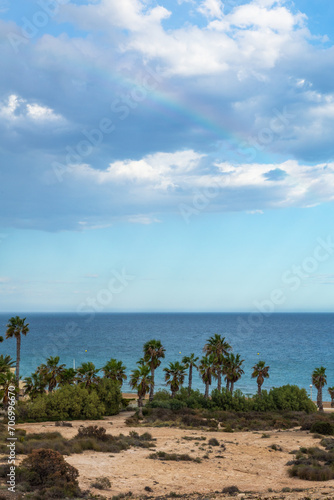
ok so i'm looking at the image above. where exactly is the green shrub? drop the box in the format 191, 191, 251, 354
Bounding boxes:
91, 476, 111, 490
19, 449, 80, 497
92, 378, 122, 415
17, 384, 106, 422
310, 421, 334, 435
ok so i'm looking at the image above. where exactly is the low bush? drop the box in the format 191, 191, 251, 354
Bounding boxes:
18, 449, 81, 498
148, 451, 201, 462
310, 421, 334, 435
91, 476, 111, 490
288, 444, 334, 481
0, 426, 156, 458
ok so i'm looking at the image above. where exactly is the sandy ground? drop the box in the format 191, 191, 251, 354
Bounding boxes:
15, 411, 334, 500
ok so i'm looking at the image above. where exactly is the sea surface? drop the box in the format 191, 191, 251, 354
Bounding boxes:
0, 313, 333, 397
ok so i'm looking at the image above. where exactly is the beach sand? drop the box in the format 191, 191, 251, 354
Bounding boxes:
16, 410, 334, 500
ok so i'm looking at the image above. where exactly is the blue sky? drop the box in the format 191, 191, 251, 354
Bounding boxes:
1, 0, 334, 312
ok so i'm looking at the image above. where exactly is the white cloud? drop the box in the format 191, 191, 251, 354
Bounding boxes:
198, 0, 224, 19
61, 0, 307, 77
127, 215, 162, 224
72, 150, 205, 189
0, 94, 64, 123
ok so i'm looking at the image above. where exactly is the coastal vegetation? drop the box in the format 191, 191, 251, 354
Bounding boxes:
0, 317, 332, 423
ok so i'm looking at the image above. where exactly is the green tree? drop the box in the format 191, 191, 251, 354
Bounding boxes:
39, 356, 66, 393
59, 368, 77, 386
328, 386, 334, 409
5, 316, 29, 384
0, 371, 17, 408
252, 360, 270, 396
76, 362, 100, 388
182, 353, 199, 395
130, 362, 152, 418
225, 353, 244, 394
103, 358, 127, 386
143, 339, 165, 401
0, 354, 15, 375
23, 372, 47, 400
199, 355, 216, 399
312, 366, 327, 412
164, 361, 187, 398
203, 334, 231, 391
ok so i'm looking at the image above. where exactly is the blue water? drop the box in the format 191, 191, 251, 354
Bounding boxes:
0, 313, 333, 397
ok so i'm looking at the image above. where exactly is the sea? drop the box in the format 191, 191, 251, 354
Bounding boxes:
0, 313, 333, 397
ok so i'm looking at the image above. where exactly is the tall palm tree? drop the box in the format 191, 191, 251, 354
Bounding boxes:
164, 361, 187, 398
23, 372, 47, 400
59, 368, 77, 386
6, 316, 29, 384
328, 386, 334, 408
203, 334, 231, 391
0, 371, 17, 408
182, 353, 199, 395
252, 360, 270, 396
76, 362, 100, 388
103, 359, 127, 386
0, 354, 15, 375
312, 366, 327, 412
199, 355, 216, 399
143, 339, 165, 401
39, 356, 66, 393
225, 353, 244, 394
130, 363, 152, 418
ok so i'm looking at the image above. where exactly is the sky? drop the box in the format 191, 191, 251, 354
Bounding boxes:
1, 0, 334, 313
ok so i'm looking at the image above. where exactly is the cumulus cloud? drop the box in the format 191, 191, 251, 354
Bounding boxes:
0, 94, 65, 124
1, 0, 334, 231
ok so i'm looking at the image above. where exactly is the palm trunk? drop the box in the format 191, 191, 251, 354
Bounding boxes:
230, 381, 234, 394
257, 383, 262, 397
226, 379, 230, 392
171, 390, 176, 399
331, 396, 334, 409
188, 365, 193, 395
205, 381, 209, 399
217, 368, 221, 392
317, 387, 323, 412
149, 366, 155, 402
16, 336, 20, 399
138, 396, 143, 418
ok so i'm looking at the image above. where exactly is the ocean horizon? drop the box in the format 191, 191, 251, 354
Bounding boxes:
0, 312, 333, 397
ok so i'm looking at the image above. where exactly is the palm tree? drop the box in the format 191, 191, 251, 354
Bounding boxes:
328, 387, 334, 408
0, 355, 15, 375
0, 371, 17, 408
76, 362, 100, 388
23, 372, 47, 400
199, 355, 216, 399
225, 353, 245, 394
252, 360, 270, 396
130, 363, 152, 418
312, 366, 327, 412
39, 356, 66, 393
203, 334, 231, 391
182, 353, 199, 395
59, 368, 77, 386
143, 339, 165, 401
164, 362, 187, 398
103, 359, 127, 386
6, 316, 29, 384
